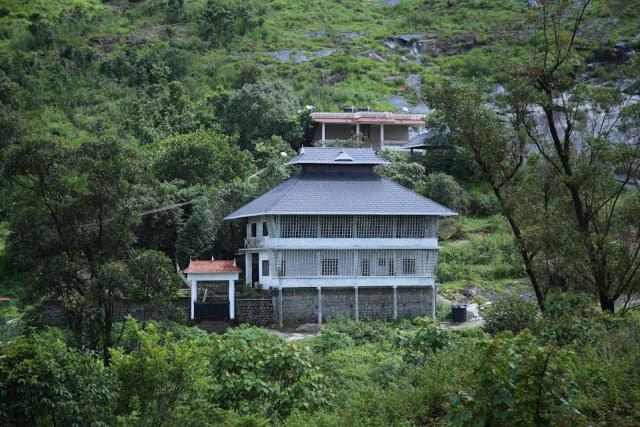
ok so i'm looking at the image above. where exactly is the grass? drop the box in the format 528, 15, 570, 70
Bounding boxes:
437, 215, 527, 301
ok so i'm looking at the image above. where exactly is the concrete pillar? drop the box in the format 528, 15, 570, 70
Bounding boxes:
190, 279, 197, 320
380, 124, 385, 150
393, 285, 397, 320
354, 285, 359, 321
356, 123, 360, 137
317, 286, 322, 324
245, 252, 252, 285
278, 286, 283, 328
432, 285, 437, 321
321, 122, 326, 142
228, 280, 235, 320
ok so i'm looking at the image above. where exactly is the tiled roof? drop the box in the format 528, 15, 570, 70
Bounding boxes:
402, 128, 450, 150
182, 260, 242, 274
286, 147, 388, 165
225, 172, 457, 219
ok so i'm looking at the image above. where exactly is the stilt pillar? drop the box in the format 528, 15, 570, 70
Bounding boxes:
190, 279, 197, 320
393, 285, 398, 320
228, 280, 235, 320
432, 285, 437, 321
278, 286, 283, 328
354, 285, 359, 321
317, 286, 322, 324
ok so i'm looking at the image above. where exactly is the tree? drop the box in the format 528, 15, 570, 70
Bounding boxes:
154, 129, 252, 187
376, 151, 427, 190
215, 80, 303, 150
420, 172, 469, 213
428, 0, 640, 312
200, 0, 265, 46
1, 136, 181, 363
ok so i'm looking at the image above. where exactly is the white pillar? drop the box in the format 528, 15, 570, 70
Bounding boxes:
321, 122, 326, 142
278, 286, 283, 328
393, 285, 397, 320
245, 252, 252, 285
228, 280, 235, 320
356, 123, 360, 137
380, 124, 385, 150
190, 279, 197, 320
354, 285, 359, 321
317, 286, 322, 325
432, 285, 437, 321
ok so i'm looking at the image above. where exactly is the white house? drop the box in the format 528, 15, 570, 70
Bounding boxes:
224, 147, 456, 325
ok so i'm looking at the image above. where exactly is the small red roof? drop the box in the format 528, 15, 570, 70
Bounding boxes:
182, 260, 242, 274
0, 296, 11, 301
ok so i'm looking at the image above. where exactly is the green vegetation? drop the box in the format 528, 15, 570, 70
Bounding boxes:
3, 309, 640, 425
1, 0, 640, 424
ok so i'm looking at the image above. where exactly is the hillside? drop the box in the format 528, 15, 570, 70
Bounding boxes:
1, 0, 639, 312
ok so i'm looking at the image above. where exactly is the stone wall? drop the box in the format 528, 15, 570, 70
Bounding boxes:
236, 297, 275, 326
40, 287, 434, 329
275, 286, 434, 325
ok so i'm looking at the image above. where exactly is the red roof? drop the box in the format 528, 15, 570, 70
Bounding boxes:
182, 260, 242, 274
0, 296, 11, 301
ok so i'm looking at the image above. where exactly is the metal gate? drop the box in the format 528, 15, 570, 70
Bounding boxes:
194, 301, 229, 321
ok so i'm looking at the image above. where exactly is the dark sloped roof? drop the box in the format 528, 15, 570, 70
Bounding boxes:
401, 128, 450, 150
225, 172, 457, 219
286, 147, 388, 165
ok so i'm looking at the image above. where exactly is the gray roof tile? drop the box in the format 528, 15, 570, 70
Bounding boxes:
225, 172, 457, 219
286, 147, 388, 165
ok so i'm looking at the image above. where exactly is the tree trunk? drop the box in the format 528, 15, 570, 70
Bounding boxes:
598, 291, 615, 313
103, 306, 113, 367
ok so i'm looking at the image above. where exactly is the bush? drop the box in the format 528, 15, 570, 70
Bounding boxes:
0, 328, 116, 426
419, 172, 469, 213
323, 319, 396, 345
208, 326, 327, 419
111, 320, 213, 426
446, 332, 583, 426
200, 0, 265, 45
484, 294, 539, 335
536, 292, 604, 346
314, 328, 354, 353
394, 317, 454, 364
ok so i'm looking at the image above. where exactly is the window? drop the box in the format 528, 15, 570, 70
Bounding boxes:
378, 257, 386, 267
277, 259, 286, 277
402, 258, 416, 275
251, 223, 257, 237
361, 258, 370, 276
262, 222, 268, 236
321, 258, 339, 276
261, 260, 269, 277
388, 259, 395, 276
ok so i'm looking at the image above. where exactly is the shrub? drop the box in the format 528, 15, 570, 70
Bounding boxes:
419, 172, 469, 213
111, 320, 213, 426
394, 317, 454, 364
446, 332, 583, 426
484, 294, 539, 335
536, 292, 604, 346
323, 319, 396, 345
314, 328, 354, 353
208, 326, 327, 419
200, 0, 265, 45
0, 328, 116, 426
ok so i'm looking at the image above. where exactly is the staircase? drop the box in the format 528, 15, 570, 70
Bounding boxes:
196, 320, 229, 334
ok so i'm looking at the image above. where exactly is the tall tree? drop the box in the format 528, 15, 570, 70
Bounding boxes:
428, 0, 640, 312
1, 136, 181, 363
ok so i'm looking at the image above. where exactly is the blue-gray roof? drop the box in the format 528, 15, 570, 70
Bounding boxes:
225, 172, 457, 219
287, 147, 388, 165
401, 128, 450, 150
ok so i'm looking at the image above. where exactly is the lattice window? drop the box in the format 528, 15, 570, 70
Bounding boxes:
319, 215, 354, 238
274, 249, 438, 278
279, 215, 317, 238
321, 258, 339, 276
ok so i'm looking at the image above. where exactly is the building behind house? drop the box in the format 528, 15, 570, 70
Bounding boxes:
311, 107, 425, 150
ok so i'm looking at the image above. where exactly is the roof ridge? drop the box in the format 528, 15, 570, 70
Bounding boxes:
378, 176, 458, 215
